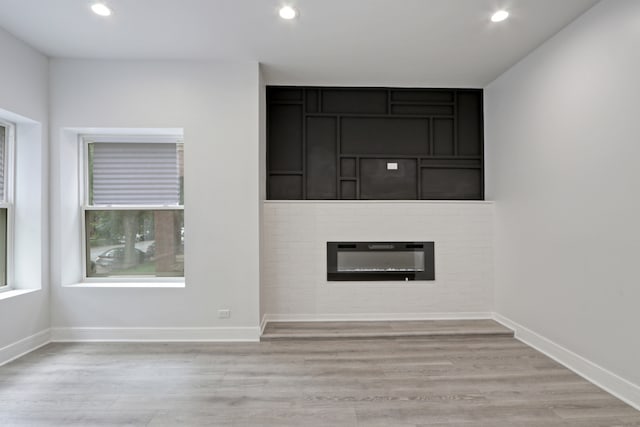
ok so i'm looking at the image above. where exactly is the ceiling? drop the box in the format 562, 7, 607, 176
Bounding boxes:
0, 0, 599, 87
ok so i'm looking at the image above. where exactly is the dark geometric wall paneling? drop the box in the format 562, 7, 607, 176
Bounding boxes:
267, 86, 484, 200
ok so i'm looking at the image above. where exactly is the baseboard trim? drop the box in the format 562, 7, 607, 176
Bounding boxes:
50, 327, 260, 342
260, 315, 268, 335
0, 329, 51, 366
262, 312, 493, 324
493, 313, 640, 411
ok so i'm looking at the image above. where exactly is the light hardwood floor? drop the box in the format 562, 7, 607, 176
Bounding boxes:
0, 337, 638, 426
262, 319, 513, 340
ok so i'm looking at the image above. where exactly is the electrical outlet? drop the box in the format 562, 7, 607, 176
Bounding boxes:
218, 309, 231, 319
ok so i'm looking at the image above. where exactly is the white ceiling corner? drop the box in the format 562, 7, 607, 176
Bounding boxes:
0, 0, 600, 87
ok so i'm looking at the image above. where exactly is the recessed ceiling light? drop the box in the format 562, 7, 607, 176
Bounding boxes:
491, 10, 509, 23
279, 6, 298, 20
91, 2, 112, 17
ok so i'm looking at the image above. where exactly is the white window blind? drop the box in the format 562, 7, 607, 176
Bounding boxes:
91, 142, 181, 206
0, 126, 5, 202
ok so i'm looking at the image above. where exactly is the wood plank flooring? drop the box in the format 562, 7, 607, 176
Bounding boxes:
262, 319, 513, 340
0, 337, 638, 426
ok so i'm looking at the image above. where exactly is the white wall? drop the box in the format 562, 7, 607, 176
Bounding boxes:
262, 201, 494, 320
49, 60, 261, 340
486, 0, 640, 387
0, 28, 49, 357
258, 66, 267, 324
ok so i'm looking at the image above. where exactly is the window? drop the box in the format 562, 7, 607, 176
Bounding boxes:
0, 121, 14, 290
82, 136, 184, 279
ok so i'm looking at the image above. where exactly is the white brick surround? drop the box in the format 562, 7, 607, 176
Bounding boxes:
262, 201, 494, 319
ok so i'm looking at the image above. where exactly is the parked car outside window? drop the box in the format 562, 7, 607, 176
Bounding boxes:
95, 247, 146, 270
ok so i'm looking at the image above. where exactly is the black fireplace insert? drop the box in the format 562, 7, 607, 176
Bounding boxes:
327, 242, 435, 281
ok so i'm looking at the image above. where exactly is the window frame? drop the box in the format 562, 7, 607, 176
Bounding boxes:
80, 134, 184, 283
0, 119, 15, 292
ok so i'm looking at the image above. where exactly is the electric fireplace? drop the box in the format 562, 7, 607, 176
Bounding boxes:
327, 242, 435, 281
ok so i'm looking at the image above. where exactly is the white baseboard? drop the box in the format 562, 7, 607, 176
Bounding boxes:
262, 312, 493, 323
493, 313, 640, 411
50, 327, 260, 342
260, 315, 268, 335
0, 329, 51, 366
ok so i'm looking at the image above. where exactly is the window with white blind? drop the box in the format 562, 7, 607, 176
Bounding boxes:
83, 136, 184, 279
0, 121, 14, 289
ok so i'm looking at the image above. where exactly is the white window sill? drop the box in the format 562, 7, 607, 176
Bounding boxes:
64, 281, 185, 289
0, 289, 40, 301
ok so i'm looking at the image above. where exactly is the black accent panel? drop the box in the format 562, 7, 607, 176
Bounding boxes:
340, 158, 356, 178
421, 168, 482, 200
391, 104, 454, 116
322, 89, 388, 114
391, 90, 454, 103
341, 118, 429, 156
306, 117, 337, 199
327, 241, 435, 281
268, 87, 303, 102
268, 104, 302, 171
340, 180, 357, 199
421, 158, 481, 167
267, 86, 484, 200
306, 89, 319, 113
457, 91, 483, 156
269, 175, 303, 200
360, 159, 417, 200
433, 118, 455, 156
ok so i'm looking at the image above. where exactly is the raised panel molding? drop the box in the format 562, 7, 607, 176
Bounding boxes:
267, 86, 484, 200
